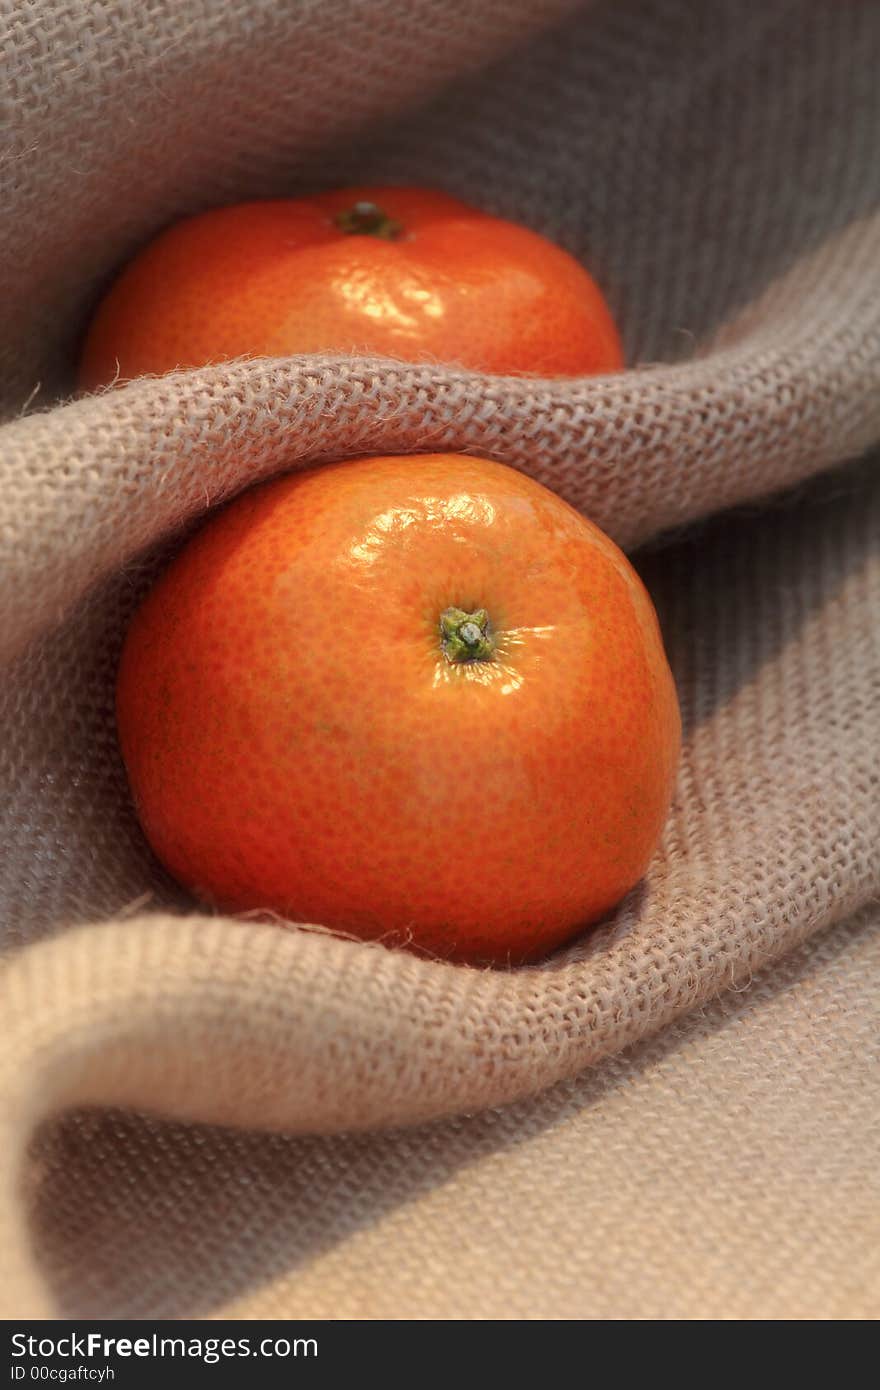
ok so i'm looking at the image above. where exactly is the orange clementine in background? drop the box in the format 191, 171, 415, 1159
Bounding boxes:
79, 187, 623, 389
116, 454, 680, 965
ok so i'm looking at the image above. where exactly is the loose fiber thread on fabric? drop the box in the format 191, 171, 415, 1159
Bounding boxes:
1, 0, 879, 1318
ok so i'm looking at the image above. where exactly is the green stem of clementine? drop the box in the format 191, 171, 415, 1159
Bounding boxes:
333, 201, 403, 240
440, 607, 495, 663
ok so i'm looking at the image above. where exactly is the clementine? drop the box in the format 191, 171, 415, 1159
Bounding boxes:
79, 187, 623, 389
116, 454, 680, 965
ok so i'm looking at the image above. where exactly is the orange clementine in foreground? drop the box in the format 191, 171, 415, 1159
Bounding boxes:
117, 455, 679, 964
79, 186, 623, 389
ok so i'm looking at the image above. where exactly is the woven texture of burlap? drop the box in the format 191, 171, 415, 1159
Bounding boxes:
21, 905, 880, 1320
1, 0, 878, 1318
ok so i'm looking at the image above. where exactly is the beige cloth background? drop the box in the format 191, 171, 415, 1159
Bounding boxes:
1, 0, 879, 1318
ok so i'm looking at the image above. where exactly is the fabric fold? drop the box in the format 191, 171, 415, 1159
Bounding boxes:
2, 0, 879, 1319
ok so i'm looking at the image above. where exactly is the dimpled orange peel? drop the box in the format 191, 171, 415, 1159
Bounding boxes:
116, 454, 680, 965
80, 187, 623, 388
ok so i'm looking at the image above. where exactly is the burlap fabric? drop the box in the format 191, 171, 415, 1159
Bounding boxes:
1, 0, 878, 1319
